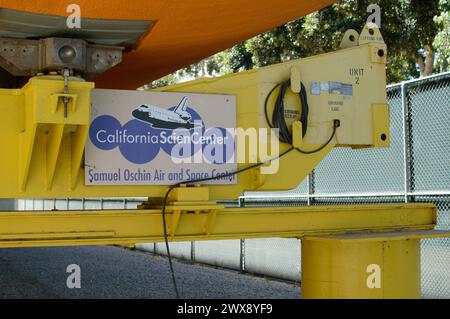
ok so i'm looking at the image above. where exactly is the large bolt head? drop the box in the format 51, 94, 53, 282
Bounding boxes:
58, 45, 77, 63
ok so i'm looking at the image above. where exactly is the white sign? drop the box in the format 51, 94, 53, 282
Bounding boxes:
85, 89, 237, 186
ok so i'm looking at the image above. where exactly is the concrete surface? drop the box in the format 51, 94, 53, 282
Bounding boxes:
0, 200, 15, 211
0, 246, 300, 299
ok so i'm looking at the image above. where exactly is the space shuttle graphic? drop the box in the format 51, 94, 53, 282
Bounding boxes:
132, 97, 200, 130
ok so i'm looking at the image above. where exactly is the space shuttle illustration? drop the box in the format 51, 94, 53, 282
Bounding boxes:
132, 97, 200, 130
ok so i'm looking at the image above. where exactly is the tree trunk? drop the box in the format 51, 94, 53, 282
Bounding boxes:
423, 45, 435, 76
441, 59, 448, 73
417, 55, 426, 76
417, 45, 435, 77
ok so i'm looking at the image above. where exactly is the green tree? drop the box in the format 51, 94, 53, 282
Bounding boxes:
434, 0, 450, 72
140, 73, 178, 90
229, 0, 443, 83
146, 0, 448, 88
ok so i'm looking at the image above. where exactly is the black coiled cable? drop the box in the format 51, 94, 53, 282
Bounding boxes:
264, 79, 309, 144
264, 79, 339, 153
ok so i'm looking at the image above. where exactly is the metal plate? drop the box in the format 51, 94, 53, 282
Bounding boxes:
0, 8, 153, 48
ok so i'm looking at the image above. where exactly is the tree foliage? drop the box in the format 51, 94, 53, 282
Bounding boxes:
434, 0, 450, 72
146, 0, 449, 88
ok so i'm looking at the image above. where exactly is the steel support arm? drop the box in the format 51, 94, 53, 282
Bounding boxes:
0, 203, 446, 248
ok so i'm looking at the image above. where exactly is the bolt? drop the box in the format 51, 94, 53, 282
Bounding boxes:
59, 45, 77, 64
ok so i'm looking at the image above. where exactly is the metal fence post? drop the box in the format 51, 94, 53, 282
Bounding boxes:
191, 241, 196, 261
238, 197, 245, 272
307, 170, 315, 206
401, 82, 413, 203
240, 239, 246, 272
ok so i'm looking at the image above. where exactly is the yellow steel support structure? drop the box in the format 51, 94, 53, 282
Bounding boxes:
0, 203, 441, 248
0, 24, 388, 200
0, 24, 448, 299
302, 233, 424, 298
0, 202, 449, 299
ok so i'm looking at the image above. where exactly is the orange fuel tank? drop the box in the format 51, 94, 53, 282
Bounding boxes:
0, 0, 334, 89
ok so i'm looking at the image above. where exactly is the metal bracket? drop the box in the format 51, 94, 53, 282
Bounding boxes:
292, 121, 304, 149
339, 23, 385, 50
339, 29, 359, 49
0, 37, 123, 78
290, 66, 301, 93
18, 75, 94, 192
358, 22, 385, 45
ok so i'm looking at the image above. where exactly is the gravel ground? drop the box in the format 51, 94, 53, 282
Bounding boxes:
0, 246, 300, 299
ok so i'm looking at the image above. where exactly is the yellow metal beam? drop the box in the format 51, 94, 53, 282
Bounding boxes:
0, 29, 388, 200
302, 237, 423, 299
300, 228, 450, 299
0, 203, 438, 248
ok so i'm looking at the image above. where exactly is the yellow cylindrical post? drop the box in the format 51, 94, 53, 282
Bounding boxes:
301, 237, 421, 299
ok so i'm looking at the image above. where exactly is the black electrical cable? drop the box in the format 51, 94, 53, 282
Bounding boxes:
161, 78, 338, 299
264, 79, 309, 144
294, 119, 339, 154
264, 79, 339, 154
161, 147, 295, 299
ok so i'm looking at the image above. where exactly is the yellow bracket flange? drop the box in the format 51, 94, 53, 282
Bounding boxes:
18, 76, 94, 192
49, 93, 78, 114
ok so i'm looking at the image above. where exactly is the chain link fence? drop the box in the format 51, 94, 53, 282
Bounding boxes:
243, 72, 450, 298
18, 72, 450, 298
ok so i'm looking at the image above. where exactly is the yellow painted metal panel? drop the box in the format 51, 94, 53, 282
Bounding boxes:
0, 203, 437, 248
0, 38, 388, 200
302, 238, 420, 299
304, 229, 450, 243
372, 103, 390, 148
